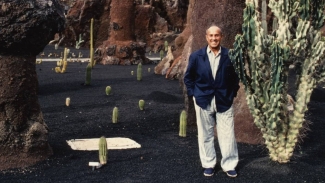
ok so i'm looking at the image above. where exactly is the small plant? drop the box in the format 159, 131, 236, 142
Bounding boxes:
160, 50, 164, 61
137, 63, 142, 81
105, 86, 112, 95
131, 70, 134, 75
148, 68, 151, 72
98, 136, 107, 165
112, 107, 118, 123
55, 48, 69, 73
164, 40, 168, 52
65, 97, 70, 107
75, 34, 84, 49
85, 63, 92, 85
139, 99, 145, 110
179, 110, 187, 137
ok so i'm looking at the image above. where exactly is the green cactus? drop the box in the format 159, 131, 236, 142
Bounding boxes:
164, 40, 168, 52
55, 48, 69, 74
98, 136, 107, 165
131, 70, 134, 75
75, 34, 84, 49
112, 107, 118, 123
160, 50, 164, 61
229, 0, 325, 163
85, 64, 92, 85
137, 63, 142, 81
105, 86, 112, 95
179, 110, 187, 137
148, 68, 151, 72
139, 99, 145, 110
90, 18, 95, 68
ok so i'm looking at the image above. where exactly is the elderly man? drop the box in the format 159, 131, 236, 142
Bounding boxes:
184, 24, 240, 177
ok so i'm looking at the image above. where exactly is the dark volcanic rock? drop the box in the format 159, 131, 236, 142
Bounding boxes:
0, 0, 65, 55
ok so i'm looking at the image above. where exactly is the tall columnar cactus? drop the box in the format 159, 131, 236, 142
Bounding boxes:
139, 99, 145, 110
98, 136, 107, 165
90, 18, 95, 68
112, 107, 119, 123
85, 64, 92, 85
137, 63, 142, 81
229, 0, 325, 163
179, 110, 187, 137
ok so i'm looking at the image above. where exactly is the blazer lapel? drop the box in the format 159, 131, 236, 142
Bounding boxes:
199, 47, 214, 83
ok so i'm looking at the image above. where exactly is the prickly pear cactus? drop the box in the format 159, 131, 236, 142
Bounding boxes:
229, 0, 325, 163
99, 136, 107, 165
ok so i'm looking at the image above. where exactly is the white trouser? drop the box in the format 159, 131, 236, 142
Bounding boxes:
193, 97, 238, 171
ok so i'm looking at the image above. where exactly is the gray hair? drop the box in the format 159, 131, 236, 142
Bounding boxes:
205, 23, 223, 35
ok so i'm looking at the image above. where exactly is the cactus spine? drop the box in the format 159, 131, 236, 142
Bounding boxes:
112, 107, 118, 123
229, 0, 325, 163
105, 86, 112, 95
99, 136, 107, 165
139, 99, 145, 110
137, 63, 142, 81
179, 110, 187, 137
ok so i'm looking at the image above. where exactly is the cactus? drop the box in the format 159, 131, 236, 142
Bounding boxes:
228, 0, 325, 163
179, 110, 187, 137
65, 97, 70, 107
148, 68, 151, 72
75, 34, 84, 49
139, 99, 145, 110
164, 40, 168, 52
160, 50, 164, 61
137, 63, 142, 81
131, 70, 134, 75
105, 86, 112, 95
98, 136, 107, 165
85, 64, 92, 85
55, 48, 69, 73
112, 107, 119, 123
90, 18, 95, 68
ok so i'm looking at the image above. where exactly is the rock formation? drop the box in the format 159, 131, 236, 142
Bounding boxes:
0, 0, 65, 170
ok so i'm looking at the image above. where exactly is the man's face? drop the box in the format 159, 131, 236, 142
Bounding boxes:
206, 26, 223, 50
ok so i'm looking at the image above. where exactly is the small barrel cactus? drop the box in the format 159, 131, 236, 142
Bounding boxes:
99, 136, 107, 165
179, 110, 187, 137
105, 86, 112, 95
139, 99, 145, 110
112, 107, 118, 123
65, 97, 70, 107
85, 64, 92, 85
137, 63, 142, 81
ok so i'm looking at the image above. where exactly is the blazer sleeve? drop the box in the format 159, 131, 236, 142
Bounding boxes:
184, 54, 196, 97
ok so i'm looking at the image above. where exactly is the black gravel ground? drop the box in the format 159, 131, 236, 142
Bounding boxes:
1, 61, 325, 183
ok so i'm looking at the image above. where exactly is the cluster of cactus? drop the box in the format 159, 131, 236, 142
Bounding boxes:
105, 86, 112, 95
99, 136, 107, 165
179, 110, 187, 137
229, 0, 325, 163
55, 48, 69, 73
137, 63, 142, 81
112, 107, 119, 123
75, 34, 84, 49
139, 99, 145, 110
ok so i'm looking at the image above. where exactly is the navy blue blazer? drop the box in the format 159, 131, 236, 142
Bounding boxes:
184, 46, 240, 112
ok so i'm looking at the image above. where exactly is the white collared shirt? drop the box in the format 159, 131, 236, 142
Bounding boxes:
207, 46, 221, 80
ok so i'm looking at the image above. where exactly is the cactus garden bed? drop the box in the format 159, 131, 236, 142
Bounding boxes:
1, 61, 325, 182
